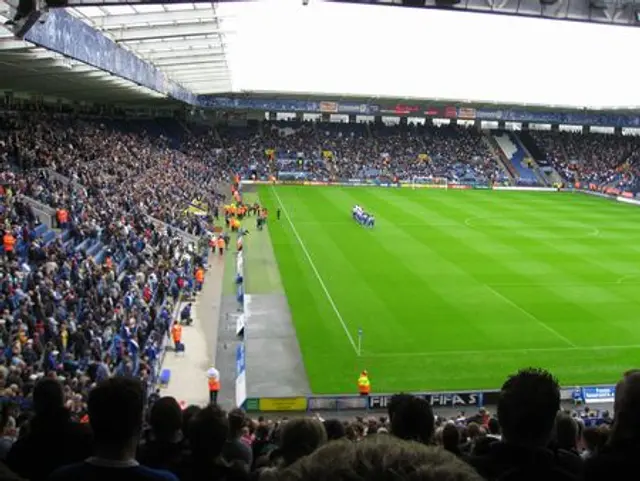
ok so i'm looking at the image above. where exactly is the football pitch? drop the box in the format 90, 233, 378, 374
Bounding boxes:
257, 186, 640, 395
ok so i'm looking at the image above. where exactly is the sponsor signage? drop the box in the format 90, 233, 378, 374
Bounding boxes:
319, 101, 339, 113
447, 184, 472, 190
259, 397, 308, 412
476, 109, 504, 120
338, 103, 370, 114
582, 386, 615, 404
425, 107, 442, 117
368, 392, 483, 409
617, 196, 640, 206
308, 397, 338, 410
444, 106, 457, 119
458, 107, 477, 120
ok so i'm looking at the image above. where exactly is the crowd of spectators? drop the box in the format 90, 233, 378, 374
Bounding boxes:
529, 131, 640, 190
0, 367, 633, 481
3, 106, 640, 481
1, 106, 219, 481
217, 120, 506, 184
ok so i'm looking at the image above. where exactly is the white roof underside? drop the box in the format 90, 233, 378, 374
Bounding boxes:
67, 2, 234, 95
0, 3, 168, 103
2, 0, 640, 108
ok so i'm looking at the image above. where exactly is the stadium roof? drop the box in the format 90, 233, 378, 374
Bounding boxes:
66, 2, 234, 95
1, 0, 640, 109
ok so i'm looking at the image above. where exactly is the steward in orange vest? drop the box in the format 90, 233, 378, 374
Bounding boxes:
207, 366, 220, 404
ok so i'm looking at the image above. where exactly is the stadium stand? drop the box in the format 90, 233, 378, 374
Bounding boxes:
0, 99, 635, 481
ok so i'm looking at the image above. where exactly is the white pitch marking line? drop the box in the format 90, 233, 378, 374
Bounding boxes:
366, 344, 640, 358
484, 284, 577, 348
271, 186, 359, 354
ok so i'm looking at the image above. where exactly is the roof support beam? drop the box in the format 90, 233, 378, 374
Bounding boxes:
96, 9, 216, 27
112, 22, 222, 42
151, 56, 227, 66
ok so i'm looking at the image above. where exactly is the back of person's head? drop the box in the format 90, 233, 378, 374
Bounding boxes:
497, 367, 560, 447
391, 395, 435, 445
553, 413, 578, 452
228, 408, 246, 437
613, 369, 640, 414
610, 371, 640, 447
441, 424, 460, 454
276, 435, 483, 481
388, 393, 414, 422
88, 377, 144, 448
149, 396, 182, 441
279, 418, 327, 467
187, 404, 229, 460
33, 378, 64, 415
323, 419, 346, 441
182, 405, 201, 433
582, 426, 603, 454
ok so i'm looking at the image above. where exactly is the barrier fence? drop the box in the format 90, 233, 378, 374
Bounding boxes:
240, 385, 613, 412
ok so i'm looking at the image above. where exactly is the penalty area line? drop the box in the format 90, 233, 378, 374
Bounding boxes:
484, 284, 577, 348
270, 186, 360, 355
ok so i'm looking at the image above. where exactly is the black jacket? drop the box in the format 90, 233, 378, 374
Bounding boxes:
468, 441, 583, 481
6, 409, 92, 481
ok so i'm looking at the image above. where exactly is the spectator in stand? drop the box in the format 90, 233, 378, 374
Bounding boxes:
553, 413, 580, 457
468, 368, 582, 481
585, 371, 640, 481
274, 435, 483, 481
137, 397, 186, 476
222, 409, 253, 469
6, 378, 92, 481
50, 377, 177, 481
268, 418, 327, 470
179, 404, 248, 481
322, 419, 346, 441
441, 424, 464, 458
388, 394, 435, 445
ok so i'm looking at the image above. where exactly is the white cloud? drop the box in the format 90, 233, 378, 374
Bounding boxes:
218, 0, 639, 108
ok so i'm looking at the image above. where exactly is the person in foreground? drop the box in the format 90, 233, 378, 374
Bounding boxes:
273, 435, 482, 481
49, 377, 178, 481
584, 370, 640, 481
468, 367, 583, 481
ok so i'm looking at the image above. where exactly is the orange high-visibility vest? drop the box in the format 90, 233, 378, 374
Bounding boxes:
171, 324, 182, 343
208, 378, 220, 392
195, 268, 204, 283
3, 233, 15, 252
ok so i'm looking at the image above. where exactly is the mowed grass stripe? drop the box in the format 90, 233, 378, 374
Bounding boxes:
353, 189, 581, 349
417, 192, 640, 345
259, 186, 640, 393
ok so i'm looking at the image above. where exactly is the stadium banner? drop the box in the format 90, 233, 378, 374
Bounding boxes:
235, 343, 247, 408
368, 392, 490, 409
425, 107, 443, 117
319, 101, 339, 113
476, 110, 505, 120
444, 106, 458, 119
235, 314, 246, 336
493, 186, 557, 192
258, 397, 308, 412
457, 107, 477, 120
447, 184, 472, 190
473, 185, 492, 190
582, 386, 616, 404
338, 103, 371, 114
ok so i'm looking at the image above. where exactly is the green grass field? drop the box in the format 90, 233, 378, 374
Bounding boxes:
257, 186, 640, 395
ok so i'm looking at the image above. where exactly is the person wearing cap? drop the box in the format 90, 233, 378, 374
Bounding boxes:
358, 370, 371, 396
207, 366, 220, 405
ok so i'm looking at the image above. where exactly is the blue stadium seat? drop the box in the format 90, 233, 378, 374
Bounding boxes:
159, 369, 171, 387
34, 224, 47, 237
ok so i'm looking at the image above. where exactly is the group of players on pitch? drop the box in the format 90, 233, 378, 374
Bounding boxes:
352, 205, 375, 228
